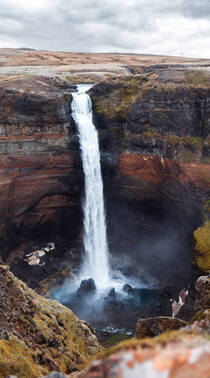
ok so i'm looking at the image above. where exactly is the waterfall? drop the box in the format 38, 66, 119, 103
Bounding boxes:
71, 84, 110, 288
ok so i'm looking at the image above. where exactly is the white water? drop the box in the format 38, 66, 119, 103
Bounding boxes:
71, 84, 110, 288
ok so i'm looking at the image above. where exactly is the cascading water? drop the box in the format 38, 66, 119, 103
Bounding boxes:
71, 84, 110, 288
53, 84, 154, 339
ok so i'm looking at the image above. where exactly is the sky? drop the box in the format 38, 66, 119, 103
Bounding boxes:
0, 0, 210, 58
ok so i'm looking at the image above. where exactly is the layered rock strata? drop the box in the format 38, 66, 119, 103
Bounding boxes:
0, 75, 84, 286
90, 70, 210, 284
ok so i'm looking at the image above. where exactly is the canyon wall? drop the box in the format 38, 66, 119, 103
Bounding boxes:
90, 70, 210, 285
0, 75, 84, 286
0, 67, 209, 289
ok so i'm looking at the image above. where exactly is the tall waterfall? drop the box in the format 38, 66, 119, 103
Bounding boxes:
71, 84, 110, 288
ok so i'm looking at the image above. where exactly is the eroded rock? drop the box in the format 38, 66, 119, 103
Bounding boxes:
77, 278, 96, 297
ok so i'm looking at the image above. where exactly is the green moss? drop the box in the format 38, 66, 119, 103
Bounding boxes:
143, 131, 161, 138
0, 340, 47, 378
186, 71, 210, 88
167, 135, 181, 145
204, 200, 210, 213
101, 334, 130, 349
0, 267, 102, 376
194, 220, 210, 273
98, 330, 195, 359
92, 76, 149, 120
167, 135, 202, 147
68, 94, 73, 105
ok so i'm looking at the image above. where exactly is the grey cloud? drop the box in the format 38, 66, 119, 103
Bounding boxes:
0, 0, 209, 57
181, 0, 210, 19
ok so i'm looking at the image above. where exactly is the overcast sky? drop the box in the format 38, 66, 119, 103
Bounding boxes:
0, 0, 210, 58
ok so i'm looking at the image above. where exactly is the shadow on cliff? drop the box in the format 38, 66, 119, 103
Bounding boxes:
106, 195, 202, 291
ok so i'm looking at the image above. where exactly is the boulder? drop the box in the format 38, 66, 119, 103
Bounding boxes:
77, 278, 96, 297
136, 316, 187, 339
108, 288, 116, 299
123, 284, 133, 294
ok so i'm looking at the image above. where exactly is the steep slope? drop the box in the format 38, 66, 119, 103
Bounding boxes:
0, 264, 102, 377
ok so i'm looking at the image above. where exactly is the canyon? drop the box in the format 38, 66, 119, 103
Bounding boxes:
0, 50, 209, 287
0, 48, 209, 377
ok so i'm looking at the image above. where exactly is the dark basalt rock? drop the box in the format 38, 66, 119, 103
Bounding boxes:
108, 288, 116, 299
123, 284, 133, 294
77, 278, 96, 297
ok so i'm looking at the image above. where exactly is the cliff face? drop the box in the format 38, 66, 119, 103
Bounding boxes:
91, 71, 210, 152
90, 69, 210, 284
0, 75, 84, 286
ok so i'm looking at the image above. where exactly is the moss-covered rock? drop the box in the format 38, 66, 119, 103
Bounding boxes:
136, 316, 187, 339
194, 220, 210, 273
91, 71, 210, 162
76, 331, 210, 377
0, 265, 102, 377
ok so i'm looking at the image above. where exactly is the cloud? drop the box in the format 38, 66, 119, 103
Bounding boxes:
0, 0, 209, 58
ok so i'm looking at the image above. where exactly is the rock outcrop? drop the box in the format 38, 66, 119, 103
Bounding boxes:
193, 221, 210, 273
0, 265, 102, 377
136, 316, 187, 339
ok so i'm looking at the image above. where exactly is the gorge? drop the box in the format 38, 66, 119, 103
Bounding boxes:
0, 49, 209, 376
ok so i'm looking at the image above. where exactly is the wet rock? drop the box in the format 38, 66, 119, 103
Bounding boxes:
123, 284, 133, 294
108, 288, 116, 299
136, 316, 187, 339
77, 278, 96, 297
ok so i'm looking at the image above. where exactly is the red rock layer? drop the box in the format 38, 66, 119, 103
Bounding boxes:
118, 153, 210, 194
